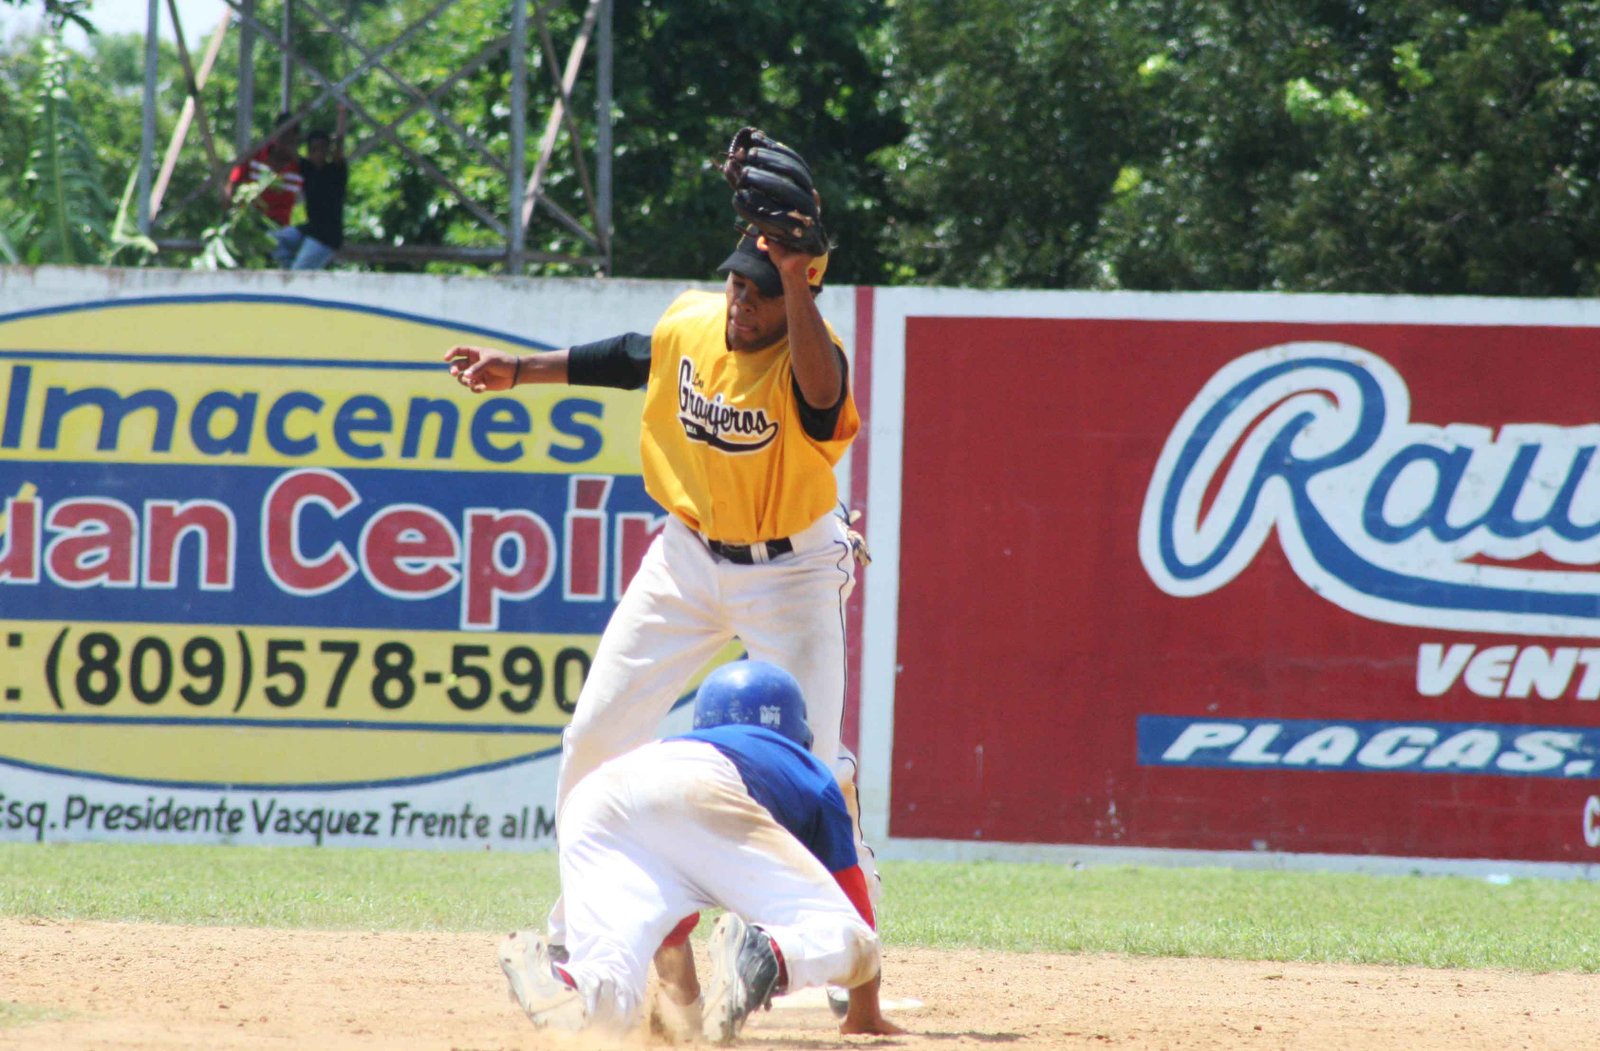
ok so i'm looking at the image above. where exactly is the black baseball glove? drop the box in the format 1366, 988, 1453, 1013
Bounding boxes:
721, 126, 829, 256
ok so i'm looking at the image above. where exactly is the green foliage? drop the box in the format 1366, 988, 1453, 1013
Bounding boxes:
1262, 5, 1600, 294
1, 0, 902, 280
881, 1, 1600, 295
6, 0, 1600, 293
1079, 1, 1333, 291
882, 0, 1154, 288
1076, 1, 1600, 294
0, 25, 162, 266
192, 176, 280, 269
26, 34, 112, 264
605, 0, 903, 285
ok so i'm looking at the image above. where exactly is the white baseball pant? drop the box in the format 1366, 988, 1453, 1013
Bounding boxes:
557, 738, 880, 1028
558, 511, 857, 804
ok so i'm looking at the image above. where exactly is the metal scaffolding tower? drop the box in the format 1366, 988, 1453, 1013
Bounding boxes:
136, 0, 614, 273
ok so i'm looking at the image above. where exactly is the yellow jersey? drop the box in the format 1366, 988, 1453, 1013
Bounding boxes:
639, 290, 859, 544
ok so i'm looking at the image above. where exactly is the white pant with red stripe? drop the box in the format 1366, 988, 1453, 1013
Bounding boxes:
558, 738, 880, 1028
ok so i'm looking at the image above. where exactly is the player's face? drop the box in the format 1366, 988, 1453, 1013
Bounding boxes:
724, 273, 788, 351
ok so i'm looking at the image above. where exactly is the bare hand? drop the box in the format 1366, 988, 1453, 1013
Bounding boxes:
443, 345, 520, 392
838, 976, 905, 1036
840, 1012, 906, 1036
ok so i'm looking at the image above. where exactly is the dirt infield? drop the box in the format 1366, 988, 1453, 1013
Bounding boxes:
2, 918, 1596, 1050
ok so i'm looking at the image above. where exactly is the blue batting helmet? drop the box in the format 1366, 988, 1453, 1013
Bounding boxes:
692, 660, 814, 750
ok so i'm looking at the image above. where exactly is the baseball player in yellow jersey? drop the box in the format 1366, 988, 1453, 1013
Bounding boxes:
444, 232, 899, 1037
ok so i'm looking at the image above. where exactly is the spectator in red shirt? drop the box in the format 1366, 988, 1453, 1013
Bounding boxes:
225, 112, 304, 263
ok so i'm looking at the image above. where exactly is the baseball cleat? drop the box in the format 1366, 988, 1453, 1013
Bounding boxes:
498, 930, 584, 1030
702, 913, 781, 1044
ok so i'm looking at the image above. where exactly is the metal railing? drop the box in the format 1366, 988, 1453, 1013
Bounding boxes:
135, 0, 614, 275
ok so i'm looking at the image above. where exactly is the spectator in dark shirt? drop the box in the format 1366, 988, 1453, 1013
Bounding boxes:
275, 107, 348, 270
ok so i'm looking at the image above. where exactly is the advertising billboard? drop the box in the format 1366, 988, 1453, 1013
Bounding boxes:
0, 272, 757, 848
863, 290, 1600, 871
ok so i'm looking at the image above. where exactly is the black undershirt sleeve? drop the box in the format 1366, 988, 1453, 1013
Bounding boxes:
566, 332, 652, 390
793, 348, 851, 442
568, 330, 847, 440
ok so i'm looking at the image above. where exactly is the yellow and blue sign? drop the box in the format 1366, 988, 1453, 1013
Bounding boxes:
0, 293, 671, 791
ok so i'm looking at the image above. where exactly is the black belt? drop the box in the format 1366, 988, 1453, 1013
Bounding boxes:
704, 536, 794, 564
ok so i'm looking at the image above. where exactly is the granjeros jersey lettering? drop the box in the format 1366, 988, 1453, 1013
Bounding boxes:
676, 358, 779, 453
641, 290, 859, 544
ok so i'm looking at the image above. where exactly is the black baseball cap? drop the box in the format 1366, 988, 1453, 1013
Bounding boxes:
717, 233, 829, 297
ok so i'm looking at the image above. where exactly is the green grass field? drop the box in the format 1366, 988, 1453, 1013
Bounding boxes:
3, 842, 1598, 972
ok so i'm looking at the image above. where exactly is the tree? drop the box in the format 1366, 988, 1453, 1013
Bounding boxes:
1083, 0, 1332, 292
879, 0, 1157, 288
885, 0, 1600, 296
1262, 4, 1600, 294
1082, 1, 1600, 294
603, 0, 903, 284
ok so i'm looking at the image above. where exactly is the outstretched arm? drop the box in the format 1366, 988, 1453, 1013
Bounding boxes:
446, 333, 650, 393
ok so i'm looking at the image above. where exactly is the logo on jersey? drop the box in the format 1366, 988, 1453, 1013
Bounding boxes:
676, 359, 779, 453
1139, 342, 1600, 637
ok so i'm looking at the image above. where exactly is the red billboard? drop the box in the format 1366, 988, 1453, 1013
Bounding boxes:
882, 304, 1600, 864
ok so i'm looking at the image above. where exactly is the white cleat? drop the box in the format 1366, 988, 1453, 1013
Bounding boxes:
498, 930, 585, 1030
